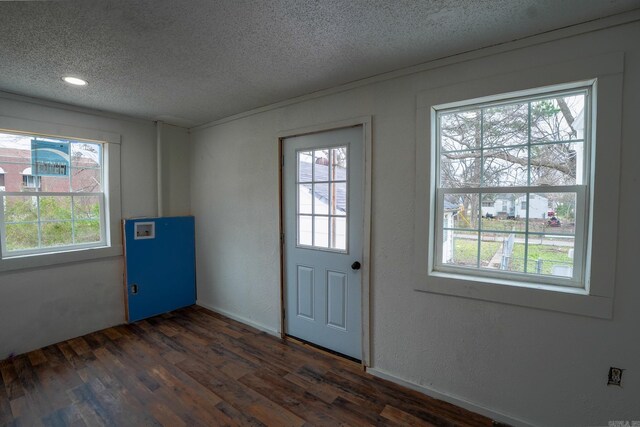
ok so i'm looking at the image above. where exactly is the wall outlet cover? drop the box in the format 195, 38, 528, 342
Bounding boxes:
608, 367, 623, 386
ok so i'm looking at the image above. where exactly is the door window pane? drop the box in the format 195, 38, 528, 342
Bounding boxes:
313, 149, 330, 181
330, 183, 347, 216
296, 145, 349, 252
313, 183, 329, 215
330, 217, 347, 250
297, 151, 313, 183
298, 184, 312, 214
314, 216, 329, 248
298, 215, 312, 246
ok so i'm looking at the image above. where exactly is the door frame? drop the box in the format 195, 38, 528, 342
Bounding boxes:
278, 116, 372, 366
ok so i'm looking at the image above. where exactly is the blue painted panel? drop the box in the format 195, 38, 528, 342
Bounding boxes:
124, 216, 196, 322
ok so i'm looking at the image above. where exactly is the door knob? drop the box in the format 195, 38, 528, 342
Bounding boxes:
351, 261, 361, 270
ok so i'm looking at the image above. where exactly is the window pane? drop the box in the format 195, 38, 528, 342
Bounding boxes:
443, 230, 478, 267
480, 232, 525, 272
530, 142, 582, 186
75, 220, 101, 244
531, 93, 585, 143
313, 183, 329, 214
313, 149, 330, 181
482, 146, 528, 187
314, 216, 329, 248
483, 103, 528, 148
330, 183, 347, 216
298, 184, 312, 214
4, 195, 38, 222
330, 217, 347, 250
71, 142, 102, 169
71, 167, 102, 192
528, 192, 576, 235
22, 175, 40, 190
38, 175, 70, 192
0, 152, 31, 166
440, 151, 480, 188
73, 196, 101, 220
5, 223, 38, 251
480, 193, 526, 230
298, 215, 312, 246
440, 110, 481, 152
39, 196, 72, 221
526, 235, 575, 277
444, 193, 479, 230
297, 151, 312, 183
41, 221, 73, 247
0, 163, 29, 192
442, 202, 459, 229
330, 147, 347, 180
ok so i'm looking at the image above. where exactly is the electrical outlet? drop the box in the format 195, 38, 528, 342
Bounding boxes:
608, 367, 623, 386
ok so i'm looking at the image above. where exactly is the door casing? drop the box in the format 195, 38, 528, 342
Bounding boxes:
278, 116, 372, 366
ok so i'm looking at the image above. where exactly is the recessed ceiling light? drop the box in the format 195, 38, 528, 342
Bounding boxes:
62, 76, 87, 86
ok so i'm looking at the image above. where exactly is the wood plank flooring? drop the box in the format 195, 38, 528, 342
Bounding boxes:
0, 305, 496, 426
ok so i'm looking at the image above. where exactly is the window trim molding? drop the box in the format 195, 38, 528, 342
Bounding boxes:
0, 117, 122, 272
414, 52, 624, 318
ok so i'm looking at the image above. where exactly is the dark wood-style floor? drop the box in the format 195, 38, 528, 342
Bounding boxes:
0, 306, 495, 426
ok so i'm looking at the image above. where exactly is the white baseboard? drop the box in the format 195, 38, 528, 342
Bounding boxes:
366, 367, 534, 427
196, 301, 281, 338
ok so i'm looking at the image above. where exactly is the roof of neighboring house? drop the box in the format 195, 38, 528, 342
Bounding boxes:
299, 160, 346, 213
444, 200, 459, 211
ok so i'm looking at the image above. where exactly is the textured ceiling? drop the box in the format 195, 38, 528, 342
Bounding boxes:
0, 0, 638, 127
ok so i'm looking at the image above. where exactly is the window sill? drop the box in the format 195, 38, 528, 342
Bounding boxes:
416, 271, 612, 319
0, 245, 123, 273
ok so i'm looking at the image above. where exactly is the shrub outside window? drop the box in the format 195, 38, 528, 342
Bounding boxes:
0, 131, 105, 257
433, 83, 592, 287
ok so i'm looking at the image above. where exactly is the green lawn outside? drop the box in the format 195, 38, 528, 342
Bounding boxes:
4, 197, 101, 251
449, 235, 573, 276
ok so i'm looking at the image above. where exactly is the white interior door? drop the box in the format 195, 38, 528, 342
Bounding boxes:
283, 126, 363, 360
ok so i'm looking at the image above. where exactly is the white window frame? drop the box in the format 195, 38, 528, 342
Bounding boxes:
0, 116, 122, 272
432, 84, 592, 288
413, 52, 624, 318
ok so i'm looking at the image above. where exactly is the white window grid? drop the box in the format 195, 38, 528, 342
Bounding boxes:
295, 145, 349, 253
0, 140, 106, 257
433, 85, 592, 287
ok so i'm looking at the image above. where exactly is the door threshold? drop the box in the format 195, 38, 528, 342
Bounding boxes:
285, 334, 362, 366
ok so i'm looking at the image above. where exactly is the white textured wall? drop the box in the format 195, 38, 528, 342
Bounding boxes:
0, 96, 158, 358
160, 122, 191, 217
191, 21, 640, 426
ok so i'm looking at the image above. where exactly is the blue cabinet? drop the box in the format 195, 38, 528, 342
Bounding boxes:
123, 216, 196, 322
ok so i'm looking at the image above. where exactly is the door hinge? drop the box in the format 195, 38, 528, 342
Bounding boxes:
280, 232, 284, 244
282, 155, 285, 167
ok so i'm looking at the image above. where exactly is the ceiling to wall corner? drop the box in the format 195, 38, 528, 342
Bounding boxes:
0, 0, 638, 128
